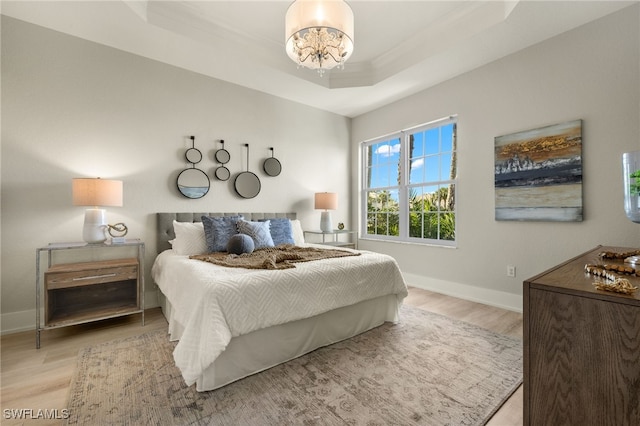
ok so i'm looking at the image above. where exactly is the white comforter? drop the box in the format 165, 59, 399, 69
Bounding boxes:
151, 245, 408, 386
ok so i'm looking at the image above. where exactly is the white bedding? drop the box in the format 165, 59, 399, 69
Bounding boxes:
151, 245, 408, 386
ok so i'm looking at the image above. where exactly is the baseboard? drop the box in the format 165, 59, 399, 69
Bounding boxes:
1, 309, 36, 335
1, 291, 160, 335
402, 272, 523, 313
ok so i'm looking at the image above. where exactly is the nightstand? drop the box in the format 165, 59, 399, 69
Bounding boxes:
35, 239, 145, 348
303, 230, 357, 249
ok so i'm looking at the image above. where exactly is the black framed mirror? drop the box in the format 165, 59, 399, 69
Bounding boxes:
214, 139, 231, 181
214, 166, 230, 181
185, 136, 203, 164
234, 171, 261, 199
177, 136, 210, 198
177, 167, 210, 199
263, 147, 282, 177
234, 143, 261, 199
215, 140, 230, 164
185, 147, 202, 164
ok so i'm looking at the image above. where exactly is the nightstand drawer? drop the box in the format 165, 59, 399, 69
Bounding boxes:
35, 240, 145, 348
45, 259, 138, 290
44, 258, 140, 327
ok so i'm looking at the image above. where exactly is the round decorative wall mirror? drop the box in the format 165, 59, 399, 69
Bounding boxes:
263, 147, 282, 177
215, 140, 230, 164
214, 166, 231, 181
185, 147, 202, 164
177, 167, 210, 199
177, 136, 210, 198
235, 171, 261, 199
234, 143, 261, 199
214, 139, 231, 181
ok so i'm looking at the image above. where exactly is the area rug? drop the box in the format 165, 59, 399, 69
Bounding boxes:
66, 305, 522, 425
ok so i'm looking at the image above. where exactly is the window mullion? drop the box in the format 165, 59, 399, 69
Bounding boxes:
398, 131, 409, 239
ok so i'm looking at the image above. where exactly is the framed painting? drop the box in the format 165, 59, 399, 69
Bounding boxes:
494, 119, 583, 221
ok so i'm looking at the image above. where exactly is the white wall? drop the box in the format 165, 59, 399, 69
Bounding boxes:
352, 4, 640, 311
1, 16, 352, 333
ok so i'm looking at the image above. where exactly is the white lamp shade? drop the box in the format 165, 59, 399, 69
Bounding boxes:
285, 0, 354, 68
286, 0, 354, 40
72, 178, 123, 207
315, 192, 338, 210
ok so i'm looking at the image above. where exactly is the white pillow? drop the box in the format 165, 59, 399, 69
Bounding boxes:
170, 221, 207, 255
290, 219, 305, 245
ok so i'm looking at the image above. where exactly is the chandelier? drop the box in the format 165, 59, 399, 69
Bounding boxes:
285, 0, 354, 76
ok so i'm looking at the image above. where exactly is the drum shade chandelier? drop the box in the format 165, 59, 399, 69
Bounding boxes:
285, 0, 354, 76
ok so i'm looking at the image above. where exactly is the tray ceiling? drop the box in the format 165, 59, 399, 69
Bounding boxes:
2, 1, 634, 117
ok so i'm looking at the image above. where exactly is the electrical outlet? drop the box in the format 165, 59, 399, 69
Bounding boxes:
507, 265, 516, 277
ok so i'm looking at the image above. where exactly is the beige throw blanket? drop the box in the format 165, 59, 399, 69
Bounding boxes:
190, 244, 360, 270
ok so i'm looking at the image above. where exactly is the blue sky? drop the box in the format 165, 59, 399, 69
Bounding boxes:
367, 124, 454, 193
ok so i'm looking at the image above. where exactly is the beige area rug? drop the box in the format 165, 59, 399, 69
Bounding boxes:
66, 306, 522, 425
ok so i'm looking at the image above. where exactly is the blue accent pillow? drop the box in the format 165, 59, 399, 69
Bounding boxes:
226, 234, 255, 255
237, 220, 275, 249
260, 218, 294, 246
201, 215, 243, 252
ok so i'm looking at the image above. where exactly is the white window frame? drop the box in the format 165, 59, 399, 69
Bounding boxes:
360, 116, 457, 247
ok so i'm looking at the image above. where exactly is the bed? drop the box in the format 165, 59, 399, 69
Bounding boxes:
152, 212, 408, 392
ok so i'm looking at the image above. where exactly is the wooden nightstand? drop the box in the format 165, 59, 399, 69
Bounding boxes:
303, 230, 357, 249
35, 240, 145, 348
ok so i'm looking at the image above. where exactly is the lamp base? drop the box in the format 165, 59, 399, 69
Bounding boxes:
83, 208, 107, 244
320, 211, 333, 233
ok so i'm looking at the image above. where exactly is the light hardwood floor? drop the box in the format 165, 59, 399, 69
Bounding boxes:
1, 287, 523, 425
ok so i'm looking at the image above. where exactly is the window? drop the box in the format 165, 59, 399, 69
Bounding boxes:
361, 116, 457, 246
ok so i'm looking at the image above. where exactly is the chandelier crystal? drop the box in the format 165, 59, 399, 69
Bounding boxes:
285, 0, 354, 76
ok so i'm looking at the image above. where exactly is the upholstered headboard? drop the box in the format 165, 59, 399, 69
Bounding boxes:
157, 212, 297, 253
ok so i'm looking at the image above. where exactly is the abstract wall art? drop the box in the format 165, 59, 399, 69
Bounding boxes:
494, 119, 583, 221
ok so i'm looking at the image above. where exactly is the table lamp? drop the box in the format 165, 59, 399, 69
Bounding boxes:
315, 192, 337, 232
72, 178, 123, 244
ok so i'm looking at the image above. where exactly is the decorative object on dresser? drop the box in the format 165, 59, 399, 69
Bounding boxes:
523, 245, 640, 426
234, 144, 261, 198
35, 239, 145, 349
622, 150, 640, 223
177, 136, 210, 199
263, 147, 281, 177
285, 0, 354, 76
584, 251, 639, 294
315, 191, 337, 232
213, 139, 231, 181
72, 177, 123, 244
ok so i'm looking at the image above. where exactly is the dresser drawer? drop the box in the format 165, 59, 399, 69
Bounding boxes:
45, 259, 138, 290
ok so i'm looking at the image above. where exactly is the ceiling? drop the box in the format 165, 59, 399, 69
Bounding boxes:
2, 1, 635, 117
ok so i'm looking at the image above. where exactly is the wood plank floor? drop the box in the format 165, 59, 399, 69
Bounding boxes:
1, 287, 523, 425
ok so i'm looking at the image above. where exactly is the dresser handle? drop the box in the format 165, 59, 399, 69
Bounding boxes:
72, 273, 117, 281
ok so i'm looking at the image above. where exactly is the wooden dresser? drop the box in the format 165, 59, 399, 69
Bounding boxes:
523, 245, 640, 426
